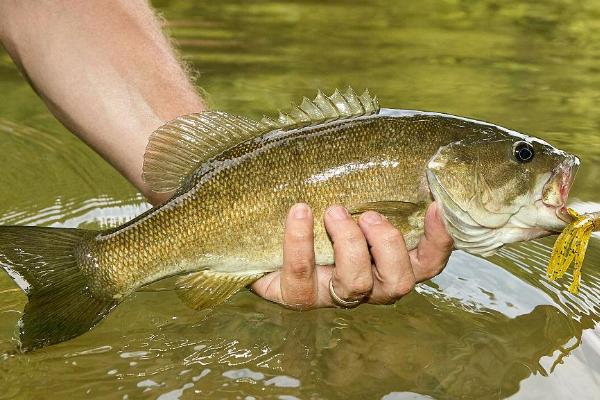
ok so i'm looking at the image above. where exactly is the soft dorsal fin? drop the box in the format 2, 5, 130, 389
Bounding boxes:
143, 88, 380, 193
143, 111, 266, 193
261, 87, 379, 131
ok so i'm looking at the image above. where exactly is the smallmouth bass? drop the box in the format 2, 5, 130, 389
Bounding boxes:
0, 88, 579, 350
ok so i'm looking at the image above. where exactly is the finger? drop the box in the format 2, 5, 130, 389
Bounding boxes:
357, 211, 415, 304
280, 203, 318, 309
409, 202, 454, 282
324, 205, 373, 302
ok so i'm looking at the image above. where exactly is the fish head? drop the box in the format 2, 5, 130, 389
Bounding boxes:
426, 120, 579, 256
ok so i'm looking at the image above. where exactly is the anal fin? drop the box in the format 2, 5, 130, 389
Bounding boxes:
175, 270, 265, 310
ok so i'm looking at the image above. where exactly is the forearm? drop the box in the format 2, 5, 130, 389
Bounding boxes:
0, 0, 205, 203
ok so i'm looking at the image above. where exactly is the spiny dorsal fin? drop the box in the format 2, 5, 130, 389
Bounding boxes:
143, 111, 267, 193
261, 87, 379, 131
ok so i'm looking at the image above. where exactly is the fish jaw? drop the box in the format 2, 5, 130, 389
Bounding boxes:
540, 154, 580, 231
495, 154, 580, 240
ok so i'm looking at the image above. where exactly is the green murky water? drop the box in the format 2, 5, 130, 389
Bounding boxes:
1, 1, 600, 398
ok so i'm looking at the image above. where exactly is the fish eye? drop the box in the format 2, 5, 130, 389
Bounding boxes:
513, 141, 534, 163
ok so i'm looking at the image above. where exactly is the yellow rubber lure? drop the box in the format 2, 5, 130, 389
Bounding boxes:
547, 208, 600, 293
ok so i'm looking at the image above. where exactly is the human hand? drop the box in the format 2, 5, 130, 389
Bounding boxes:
251, 202, 453, 309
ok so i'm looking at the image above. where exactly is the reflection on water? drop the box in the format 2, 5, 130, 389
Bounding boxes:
2, 0, 600, 398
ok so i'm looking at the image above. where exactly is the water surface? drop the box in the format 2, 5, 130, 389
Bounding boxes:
1, 1, 600, 398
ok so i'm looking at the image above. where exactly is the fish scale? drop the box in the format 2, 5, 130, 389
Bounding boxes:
0, 88, 578, 350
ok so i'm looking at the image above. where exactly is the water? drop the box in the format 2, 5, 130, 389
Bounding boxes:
1, 0, 600, 398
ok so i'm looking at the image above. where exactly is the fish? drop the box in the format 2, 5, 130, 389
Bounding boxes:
0, 87, 579, 351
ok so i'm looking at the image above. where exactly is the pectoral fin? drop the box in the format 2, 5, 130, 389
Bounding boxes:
349, 201, 425, 229
349, 201, 427, 249
175, 270, 265, 310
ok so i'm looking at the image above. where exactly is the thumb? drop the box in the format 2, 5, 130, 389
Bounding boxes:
409, 202, 454, 282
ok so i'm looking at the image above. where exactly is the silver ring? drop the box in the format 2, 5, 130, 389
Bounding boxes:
328, 278, 362, 308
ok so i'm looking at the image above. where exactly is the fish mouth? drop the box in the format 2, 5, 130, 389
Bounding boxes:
542, 155, 580, 225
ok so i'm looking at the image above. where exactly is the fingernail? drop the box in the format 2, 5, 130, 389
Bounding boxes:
362, 211, 382, 224
328, 205, 348, 220
292, 203, 310, 219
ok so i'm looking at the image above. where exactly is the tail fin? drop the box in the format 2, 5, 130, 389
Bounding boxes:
0, 226, 117, 351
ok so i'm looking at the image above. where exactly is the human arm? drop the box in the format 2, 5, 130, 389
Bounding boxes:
0, 0, 204, 204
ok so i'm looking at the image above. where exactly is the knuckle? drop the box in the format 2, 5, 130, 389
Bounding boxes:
420, 255, 451, 280
422, 262, 447, 280
341, 230, 364, 247
437, 232, 455, 249
288, 229, 311, 243
287, 256, 314, 280
379, 273, 416, 299
380, 229, 404, 247
393, 279, 415, 297
416, 245, 452, 281
346, 276, 373, 296
372, 295, 396, 305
